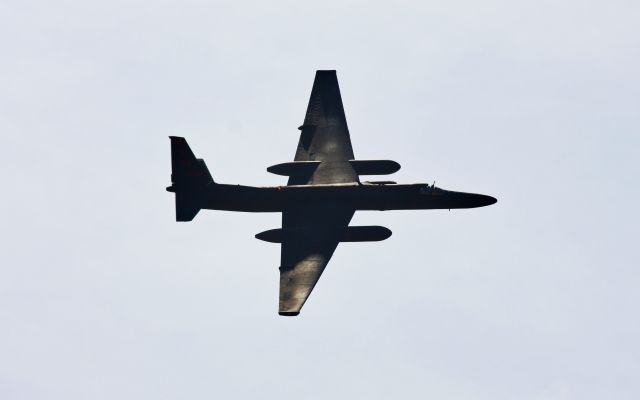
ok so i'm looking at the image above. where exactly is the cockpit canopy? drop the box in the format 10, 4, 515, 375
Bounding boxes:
418, 183, 442, 195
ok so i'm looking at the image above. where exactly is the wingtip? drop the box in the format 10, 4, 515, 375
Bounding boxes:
278, 311, 300, 317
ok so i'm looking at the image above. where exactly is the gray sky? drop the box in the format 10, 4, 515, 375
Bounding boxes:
1, 1, 639, 399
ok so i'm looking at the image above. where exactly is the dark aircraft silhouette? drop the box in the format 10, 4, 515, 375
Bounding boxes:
167, 70, 497, 316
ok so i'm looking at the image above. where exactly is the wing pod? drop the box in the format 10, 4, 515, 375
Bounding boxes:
267, 160, 399, 177
349, 160, 400, 175
256, 226, 392, 243
341, 226, 392, 242
266, 161, 321, 176
267, 161, 322, 186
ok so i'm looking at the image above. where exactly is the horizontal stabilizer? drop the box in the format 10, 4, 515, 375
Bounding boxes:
175, 191, 201, 222
168, 137, 213, 222
349, 160, 400, 175
256, 226, 391, 243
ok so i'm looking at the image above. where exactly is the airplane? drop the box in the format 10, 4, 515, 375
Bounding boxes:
166, 70, 497, 316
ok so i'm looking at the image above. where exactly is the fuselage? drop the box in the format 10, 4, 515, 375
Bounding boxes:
203, 182, 496, 213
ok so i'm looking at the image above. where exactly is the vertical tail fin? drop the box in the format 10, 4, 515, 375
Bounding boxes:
167, 137, 214, 221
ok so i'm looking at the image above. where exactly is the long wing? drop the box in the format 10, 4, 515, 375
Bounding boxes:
279, 205, 354, 315
289, 70, 359, 185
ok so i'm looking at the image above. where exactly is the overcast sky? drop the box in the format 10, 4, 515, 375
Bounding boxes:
1, 1, 639, 399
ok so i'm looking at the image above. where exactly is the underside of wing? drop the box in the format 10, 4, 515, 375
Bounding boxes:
289, 70, 358, 185
279, 206, 355, 315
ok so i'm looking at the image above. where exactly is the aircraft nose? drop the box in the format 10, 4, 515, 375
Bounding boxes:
445, 191, 497, 208
477, 194, 497, 207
